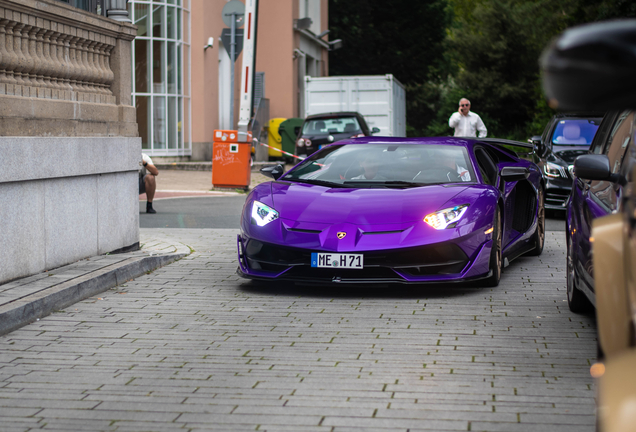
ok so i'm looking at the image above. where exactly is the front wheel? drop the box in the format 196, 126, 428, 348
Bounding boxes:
481, 209, 502, 287
528, 187, 545, 256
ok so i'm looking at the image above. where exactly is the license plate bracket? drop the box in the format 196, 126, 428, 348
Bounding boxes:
311, 253, 363, 269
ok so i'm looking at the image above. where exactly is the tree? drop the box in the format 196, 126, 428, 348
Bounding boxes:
447, 0, 572, 138
329, 0, 636, 138
329, 0, 451, 135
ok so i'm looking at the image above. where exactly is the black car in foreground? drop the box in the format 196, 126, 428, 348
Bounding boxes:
529, 113, 603, 210
295, 112, 380, 157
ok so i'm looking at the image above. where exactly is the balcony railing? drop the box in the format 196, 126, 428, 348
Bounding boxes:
54, 0, 103, 15
0, 0, 137, 137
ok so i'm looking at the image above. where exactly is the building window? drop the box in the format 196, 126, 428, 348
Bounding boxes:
130, 0, 191, 156
54, 0, 102, 15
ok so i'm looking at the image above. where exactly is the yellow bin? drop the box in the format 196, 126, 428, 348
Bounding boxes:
267, 118, 287, 158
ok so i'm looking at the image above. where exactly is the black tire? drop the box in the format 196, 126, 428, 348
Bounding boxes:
528, 187, 545, 256
566, 235, 593, 313
482, 209, 502, 287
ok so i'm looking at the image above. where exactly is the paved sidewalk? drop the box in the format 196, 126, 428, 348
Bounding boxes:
143, 163, 291, 200
0, 232, 192, 336
0, 229, 597, 431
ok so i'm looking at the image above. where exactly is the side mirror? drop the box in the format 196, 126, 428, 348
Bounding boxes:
541, 19, 636, 111
371, 127, 381, 134
528, 135, 543, 154
260, 163, 285, 180
573, 154, 613, 181
500, 166, 530, 182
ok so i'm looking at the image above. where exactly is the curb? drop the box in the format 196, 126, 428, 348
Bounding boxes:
0, 252, 188, 336
154, 161, 281, 173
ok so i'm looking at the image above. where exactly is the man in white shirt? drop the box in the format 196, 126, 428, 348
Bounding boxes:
448, 98, 487, 138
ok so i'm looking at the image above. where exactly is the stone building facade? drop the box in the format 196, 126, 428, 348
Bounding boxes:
0, 0, 141, 284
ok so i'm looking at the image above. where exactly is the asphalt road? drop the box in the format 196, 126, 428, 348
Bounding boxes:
141, 195, 568, 231
140, 196, 248, 228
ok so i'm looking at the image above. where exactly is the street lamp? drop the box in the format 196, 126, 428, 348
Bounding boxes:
328, 39, 343, 51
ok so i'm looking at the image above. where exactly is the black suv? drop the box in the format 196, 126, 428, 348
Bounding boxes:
529, 113, 603, 210
295, 112, 380, 157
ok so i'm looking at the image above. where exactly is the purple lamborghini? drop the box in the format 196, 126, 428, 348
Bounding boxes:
237, 137, 545, 286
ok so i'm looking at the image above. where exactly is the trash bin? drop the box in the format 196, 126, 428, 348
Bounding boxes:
212, 130, 252, 189
267, 118, 287, 159
278, 117, 304, 163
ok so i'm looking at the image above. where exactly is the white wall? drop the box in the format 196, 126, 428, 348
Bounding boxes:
298, 0, 321, 35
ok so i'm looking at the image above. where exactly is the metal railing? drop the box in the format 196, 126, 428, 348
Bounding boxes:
53, 0, 132, 22
53, 0, 103, 15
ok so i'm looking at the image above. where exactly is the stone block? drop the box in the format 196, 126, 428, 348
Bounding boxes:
76, 120, 108, 136
44, 176, 99, 269
0, 96, 35, 118
118, 105, 136, 123
77, 101, 118, 122
0, 136, 141, 184
97, 171, 139, 254
0, 181, 46, 283
117, 122, 140, 138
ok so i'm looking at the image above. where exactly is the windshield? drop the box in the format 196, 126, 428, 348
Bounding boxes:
302, 117, 362, 136
551, 119, 602, 146
282, 143, 476, 188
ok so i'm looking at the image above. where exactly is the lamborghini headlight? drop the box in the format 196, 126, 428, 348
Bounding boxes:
424, 205, 469, 230
251, 201, 279, 226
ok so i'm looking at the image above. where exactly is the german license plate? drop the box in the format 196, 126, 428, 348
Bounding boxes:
311, 253, 363, 269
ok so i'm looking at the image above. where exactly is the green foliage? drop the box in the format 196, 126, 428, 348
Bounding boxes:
448, 0, 569, 138
329, 0, 451, 84
328, 0, 636, 138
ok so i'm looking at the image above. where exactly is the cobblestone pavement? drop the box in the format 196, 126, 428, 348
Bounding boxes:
0, 229, 597, 431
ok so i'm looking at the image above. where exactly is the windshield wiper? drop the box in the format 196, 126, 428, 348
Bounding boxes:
383, 181, 424, 187
284, 178, 347, 188
342, 180, 424, 188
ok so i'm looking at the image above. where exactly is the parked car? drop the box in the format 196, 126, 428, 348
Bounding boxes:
565, 110, 629, 312
529, 113, 603, 211
295, 112, 380, 157
238, 136, 544, 287
541, 18, 636, 432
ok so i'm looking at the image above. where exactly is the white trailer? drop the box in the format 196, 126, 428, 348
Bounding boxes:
304, 74, 407, 137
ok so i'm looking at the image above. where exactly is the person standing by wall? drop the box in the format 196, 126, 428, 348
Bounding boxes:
448, 98, 488, 138
140, 153, 159, 214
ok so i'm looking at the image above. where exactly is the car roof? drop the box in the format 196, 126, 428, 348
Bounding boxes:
330, 136, 529, 159
333, 136, 476, 147
552, 112, 604, 119
305, 112, 364, 120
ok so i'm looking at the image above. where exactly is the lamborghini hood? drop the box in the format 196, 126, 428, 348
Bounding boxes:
269, 181, 469, 225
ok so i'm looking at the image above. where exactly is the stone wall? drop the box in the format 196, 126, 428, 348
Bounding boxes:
0, 0, 141, 284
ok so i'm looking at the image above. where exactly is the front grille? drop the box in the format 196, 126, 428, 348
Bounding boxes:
285, 266, 399, 281
546, 191, 569, 207
243, 239, 469, 278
